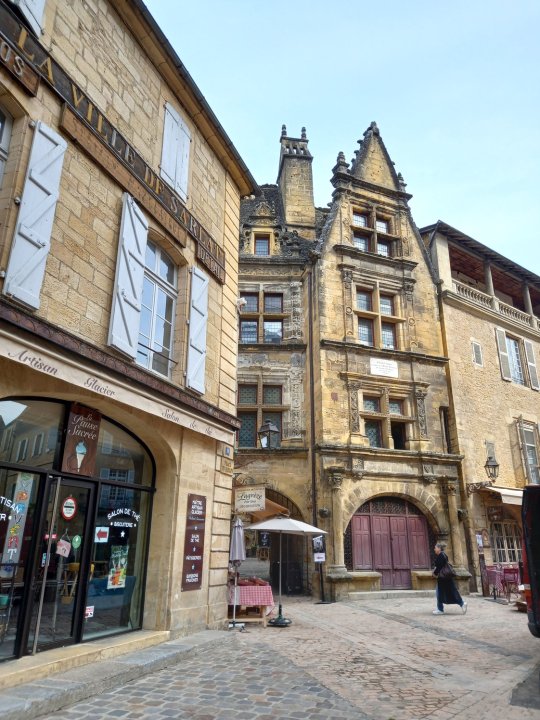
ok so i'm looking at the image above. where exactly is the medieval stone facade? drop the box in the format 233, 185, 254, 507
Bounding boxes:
237, 124, 467, 600
0, 0, 255, 664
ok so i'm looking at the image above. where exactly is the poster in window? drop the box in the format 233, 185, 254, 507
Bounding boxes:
107, 545, 129, 589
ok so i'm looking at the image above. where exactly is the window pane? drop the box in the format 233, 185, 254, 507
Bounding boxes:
363, 396, 380, 412
242, 294, 258, 312
357, 291, 372, 311
156, 288, 174, 323
506, 337, 525, 385
353, 212, 368, 227
159, 253, 175, 286
263, 321, 282, 344
240, 321, 258, 343
380, 296, 393, 316
238, 412, 257, 447
389, 400, 403, 415
255, 237, 269, 256
263, 386, 282, 404
365, 420, 382, 447
377, 241, 390, 257
358, 319, 373, 346
381, 323, 396, 349
238, 385, 257, 404
0, 400, 65, 469
264, 294, 283, 313
145, 242, 157, 272
353, 233, 368, 251
376, 219, 389, 233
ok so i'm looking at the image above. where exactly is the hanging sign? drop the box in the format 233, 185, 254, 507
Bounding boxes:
234, 486, 265, 513
56, 538, 71, 557
181, 494, 206, 591
72, 535, 82, 549
61, 403, 101, 476
61, 496, 77, 520
312, 535, 326, 563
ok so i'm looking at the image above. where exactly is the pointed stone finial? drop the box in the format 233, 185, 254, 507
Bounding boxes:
364, 121, 379, 137
301, 127, 307, 139
332, 151, 350, 175
281, 124, 287, 137
397, 172, 407, 190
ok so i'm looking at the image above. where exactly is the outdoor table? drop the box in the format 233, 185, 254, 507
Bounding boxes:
486, 567, 504, 599
228, 584, 274, 626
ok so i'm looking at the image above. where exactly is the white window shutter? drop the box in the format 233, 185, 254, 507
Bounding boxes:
160, 103, 180, 189
175, 117, 191, 200
9, 0, 45, 36
524, 339, 540, 391
186, 267, 209, 394
108, 194, 148, 359
495, 328, 512, 381
3, 121, 66, 309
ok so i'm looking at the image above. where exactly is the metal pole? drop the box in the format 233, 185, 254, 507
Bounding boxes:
33, 476, 61, 654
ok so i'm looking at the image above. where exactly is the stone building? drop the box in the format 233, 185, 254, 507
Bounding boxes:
423, 221, 540, 587
0, 0, 256, 665
236, 124, 465, 600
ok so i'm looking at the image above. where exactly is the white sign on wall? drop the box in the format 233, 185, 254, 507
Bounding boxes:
234, 486, 265, 513
370, 357, 399, 378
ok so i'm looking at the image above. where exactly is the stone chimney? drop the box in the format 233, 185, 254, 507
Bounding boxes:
276, 125, 316, 239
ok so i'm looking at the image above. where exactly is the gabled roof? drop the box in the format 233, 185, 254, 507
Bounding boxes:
349, 122, 404, 193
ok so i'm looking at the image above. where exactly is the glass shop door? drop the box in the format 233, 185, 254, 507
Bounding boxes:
26, 476, 94, 653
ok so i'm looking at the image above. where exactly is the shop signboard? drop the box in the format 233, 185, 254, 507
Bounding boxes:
181, 494, 206, 591
312, 535, 326, 563
61, 403, 101, 476
234, 486, 265, 513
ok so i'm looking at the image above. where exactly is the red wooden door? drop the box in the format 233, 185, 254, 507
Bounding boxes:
407, 515, 430, 569
372, 515, 393, 588
390, 516, 411, 588
352, 515, 372, 569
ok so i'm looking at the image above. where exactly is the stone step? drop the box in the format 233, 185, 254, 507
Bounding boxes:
348, 589, 435, 601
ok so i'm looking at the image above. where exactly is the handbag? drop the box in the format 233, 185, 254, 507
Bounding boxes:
439, 562, 456, 579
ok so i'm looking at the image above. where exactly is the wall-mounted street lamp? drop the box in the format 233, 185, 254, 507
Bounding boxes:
466, 453, 500, 495
257, 419, 280, 450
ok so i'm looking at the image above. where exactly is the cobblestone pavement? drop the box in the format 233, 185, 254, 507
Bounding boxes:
37, 594, 540, 720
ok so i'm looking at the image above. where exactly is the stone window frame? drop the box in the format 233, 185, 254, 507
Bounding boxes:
237, 377, 289, 447
239, 285, 290, 345
350, 204, 397, 258
350, 378, 428, 448
354, 282, 404, 351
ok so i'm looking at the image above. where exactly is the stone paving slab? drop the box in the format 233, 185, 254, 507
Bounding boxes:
1, 594, 540, 719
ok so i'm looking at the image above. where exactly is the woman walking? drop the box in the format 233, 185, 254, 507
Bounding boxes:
433, 542, 467, 615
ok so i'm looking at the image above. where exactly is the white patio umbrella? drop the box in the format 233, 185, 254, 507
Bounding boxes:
246, 516, 327, 627
228, 516, 246, 629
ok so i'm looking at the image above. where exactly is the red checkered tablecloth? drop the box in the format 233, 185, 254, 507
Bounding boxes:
486, 568, 504, 595
228, 584, 274, 608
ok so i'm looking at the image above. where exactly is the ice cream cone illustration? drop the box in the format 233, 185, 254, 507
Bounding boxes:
75, 441, 87, 471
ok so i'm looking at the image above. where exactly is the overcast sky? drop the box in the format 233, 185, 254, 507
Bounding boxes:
145, 0, 540, 274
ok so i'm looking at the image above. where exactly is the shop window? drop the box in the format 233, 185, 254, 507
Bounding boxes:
161, 102, 191, 200
0, 106, 13, 188
495, 328, 539, 390
0, 400, 64, 469
490, 521, 522, 564
137, 241, 177, 378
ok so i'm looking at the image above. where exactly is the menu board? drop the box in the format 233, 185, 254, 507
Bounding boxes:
181, 494, 207, 591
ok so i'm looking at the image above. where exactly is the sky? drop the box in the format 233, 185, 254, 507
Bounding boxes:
145, 0, 540, 274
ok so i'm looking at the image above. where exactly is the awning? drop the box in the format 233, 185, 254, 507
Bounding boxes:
250, 498, 289, 521
482, 486, 523, 506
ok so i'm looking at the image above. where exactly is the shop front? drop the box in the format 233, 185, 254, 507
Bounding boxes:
0, 398, 154, 662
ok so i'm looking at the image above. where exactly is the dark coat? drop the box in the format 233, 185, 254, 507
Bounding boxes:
434, 551, 463, 605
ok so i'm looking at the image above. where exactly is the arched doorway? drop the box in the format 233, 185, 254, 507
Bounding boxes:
344, 497, 435, 589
